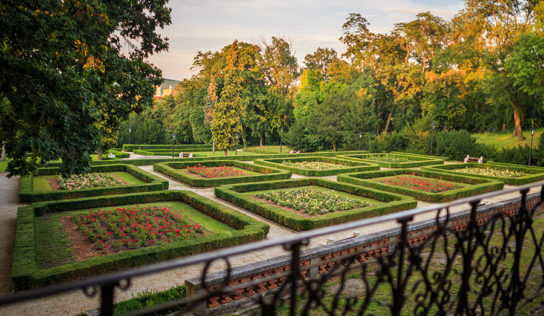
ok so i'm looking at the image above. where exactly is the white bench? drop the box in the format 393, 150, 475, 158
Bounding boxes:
464, 155, 483, 163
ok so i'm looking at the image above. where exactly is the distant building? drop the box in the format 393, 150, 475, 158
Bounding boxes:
154, 79, 180, 98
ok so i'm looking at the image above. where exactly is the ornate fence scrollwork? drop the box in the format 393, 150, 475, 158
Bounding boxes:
1, 184, 543, 316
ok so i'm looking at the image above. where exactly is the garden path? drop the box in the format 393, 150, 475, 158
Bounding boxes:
0, 164, 542, 315
0, 173, 19, 296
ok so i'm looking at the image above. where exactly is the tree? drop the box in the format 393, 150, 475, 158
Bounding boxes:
506, 32, 544, 99
303, 48, 338, 82
212, 41, 243, 155
0, 0, 171, 176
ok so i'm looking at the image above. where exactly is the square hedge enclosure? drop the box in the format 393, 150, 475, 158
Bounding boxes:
339, 153, 445, 168
338, 169, 504, 202
253, 156, 379, 176
19, 164, 169, 203
11, 190, 269, 290
153, 160, 292, 187
423, 162, 544, 185
214, 178, 416, 231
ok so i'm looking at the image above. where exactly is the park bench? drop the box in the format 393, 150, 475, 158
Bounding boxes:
178, 152, 193, 158
464, 155, 483, 163
289, 150, 301, 154
107, 152, 116, 159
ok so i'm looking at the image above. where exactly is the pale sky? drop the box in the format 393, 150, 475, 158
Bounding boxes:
148, 0, 465, 80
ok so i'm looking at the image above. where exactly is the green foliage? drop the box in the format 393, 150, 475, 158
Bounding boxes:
0, 1, 171, 177
11, 190, 268, 289
215, 178, 416, 231
341, 153, 444, 168
434, 130, 484, 161
113, 285, 186, 316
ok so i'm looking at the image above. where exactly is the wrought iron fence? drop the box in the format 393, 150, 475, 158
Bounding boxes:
1, 182, 544, 315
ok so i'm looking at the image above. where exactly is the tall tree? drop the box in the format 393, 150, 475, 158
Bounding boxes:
212, 41, 243, 155
0, 0, 171, 176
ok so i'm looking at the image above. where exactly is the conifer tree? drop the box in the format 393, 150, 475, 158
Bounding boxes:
212, 41, 243, 155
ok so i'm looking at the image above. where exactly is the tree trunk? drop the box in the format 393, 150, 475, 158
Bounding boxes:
383, 104, 396, 134
97, 147, 103, 161
242, 136, 247, 148
212, 140, 215, 154
511, 101, 525, 141
1, 142, 5, 161
224, 150, 228, 156
260, 135, 263, 147
332, 142, 337, 152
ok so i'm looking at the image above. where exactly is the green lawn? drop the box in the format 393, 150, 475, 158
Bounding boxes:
35, 201, 237, 269
197, 150, 264, 157
245, 145, 293, 154
0, 160, 7, 172
473, 129, 543, 149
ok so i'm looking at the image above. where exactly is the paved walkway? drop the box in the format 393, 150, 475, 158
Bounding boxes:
0, 163, 541, 315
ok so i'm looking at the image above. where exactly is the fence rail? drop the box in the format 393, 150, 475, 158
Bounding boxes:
1, 182, 544, 315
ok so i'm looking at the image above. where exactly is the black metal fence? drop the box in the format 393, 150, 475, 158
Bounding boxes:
1, 182, 544, 315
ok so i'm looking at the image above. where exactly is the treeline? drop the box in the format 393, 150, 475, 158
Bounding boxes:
119, 1, 544, 156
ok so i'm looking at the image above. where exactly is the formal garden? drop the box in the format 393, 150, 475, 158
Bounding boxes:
2, 0, 544, 314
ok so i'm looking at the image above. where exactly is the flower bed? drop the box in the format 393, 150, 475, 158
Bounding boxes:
280, 161, 342, 170
215, 178, 416, 231
186, 164, 248, 178
373, 173, 461, 193
338, 169, 503, 202
57, 173, 122, 190
455, 167, 527, 178
73, 206, 205, 253
254, 157, 378, 176
19, 164, 168, 203
11, 190, 269, 289
423, 163, 544, 185
153, 160, 291, 187
256, 187, 369, 215
339, 153, 444, 168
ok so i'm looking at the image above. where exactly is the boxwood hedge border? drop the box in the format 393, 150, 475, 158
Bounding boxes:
153, 160, 292, 187
122, 144, 213, 152
214, 178, 417, 231
339, 153, 445, 168
422, 162, 544, 185
19, 164, 168, 203
337, 169, 504, 202
11, 190, 269, 290
253, 156, 379, 176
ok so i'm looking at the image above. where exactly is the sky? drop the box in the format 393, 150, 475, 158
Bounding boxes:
148, 0, 465, 81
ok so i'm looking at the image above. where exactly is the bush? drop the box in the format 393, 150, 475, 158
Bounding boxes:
253, 156, 379, 176
433, 130, 486, 161
369, 132, 407, 153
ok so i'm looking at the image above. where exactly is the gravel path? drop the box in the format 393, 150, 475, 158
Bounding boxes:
0, 163, 541, 315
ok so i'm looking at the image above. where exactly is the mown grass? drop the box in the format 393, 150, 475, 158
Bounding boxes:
271, 212, 544, 315
246, 145, 293, 154
473, 129, 543, 149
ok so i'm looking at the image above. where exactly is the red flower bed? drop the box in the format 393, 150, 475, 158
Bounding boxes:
375, 173, 460, 193
186, 164, 248, 178
72, 206, 204, 253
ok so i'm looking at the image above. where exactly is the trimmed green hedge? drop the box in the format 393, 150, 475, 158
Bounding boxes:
11, 190, 269, 290
422, 162, 544, 185
253, 156, 379, 176
338, 169, 503, 202
44, 150, 371, 168
153, 160, 292, 187
133, 149, 206, 157
19, 164, 168, 203
339, 153, 445, 168
123, 144, 212, 152
215, 178, 416, 231
105, 150, 130, 159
